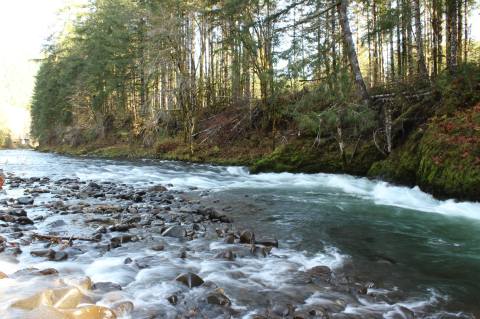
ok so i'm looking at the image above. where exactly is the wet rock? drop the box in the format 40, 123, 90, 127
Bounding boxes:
162, 225, 186, 238
31, 249, 56, 259
16, 197, 34, 205
111, 300, 134, 316
207, 290, 231, 306
149, 185, 168, 192
47, 219, 67, 228
307, 266, 332, 280
255, 238, 279, 248
151, 244, 165, 251
7, 208, 27, 217
109, 224, 136, 232
53, 251, 68, 261
94, 225, 107, 233
388, 305, 415, 319
240, 230, 255, 244
167, 294, 178, 305
37, 268, 59, 276
15, 216, 34, 225
175, 272, 204, 288
250, 244, 270, 257
110, 235, 138, 247
93, 281, 123, 292
224, 234, 235, 244
215, 250, 236, 261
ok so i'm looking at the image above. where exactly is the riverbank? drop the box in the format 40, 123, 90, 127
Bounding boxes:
38, 100, 480, 202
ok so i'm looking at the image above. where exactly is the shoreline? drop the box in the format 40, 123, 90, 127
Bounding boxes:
33, 144, 480, 203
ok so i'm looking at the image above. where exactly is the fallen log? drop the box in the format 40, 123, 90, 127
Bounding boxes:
32, 233, 100, 242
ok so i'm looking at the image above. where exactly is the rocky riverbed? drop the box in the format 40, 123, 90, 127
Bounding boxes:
0, 172, 471, 318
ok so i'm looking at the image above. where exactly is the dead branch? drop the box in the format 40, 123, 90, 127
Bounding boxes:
32, 233, 100, 242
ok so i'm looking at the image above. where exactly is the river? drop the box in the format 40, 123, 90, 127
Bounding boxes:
1, 149, 479, 318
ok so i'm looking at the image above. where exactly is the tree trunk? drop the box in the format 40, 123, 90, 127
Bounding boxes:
414, 0, 428, 76
337, 0, 369, 102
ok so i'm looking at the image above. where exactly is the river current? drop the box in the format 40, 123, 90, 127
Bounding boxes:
1, 149, 479, 318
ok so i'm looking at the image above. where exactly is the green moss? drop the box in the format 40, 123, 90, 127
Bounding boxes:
369, 104, 480, 201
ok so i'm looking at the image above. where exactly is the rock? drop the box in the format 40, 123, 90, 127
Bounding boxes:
389, 306, 415, 319
93, 282, 122, 292
250, 244, 269, 257
53, 251, 68, 261
62, 305, 117, 319
150, 244, 165, 251
255, 238, 279, 248
175, 272, 204, 288
37, 268, 59, 276
224, 234, 235, 244
16, 197, 34, 205
110, 235, 138, 247
240, 230, 255, 244
167, 295, 178, 305
15, 216, 34, 225
149, 185, 168, 192
109, 224, 136, 232
111, 300, 134, 316
207, 290, 231, 306
0, 271, 7, 279
162, 225, 186, 238
47, 220, 67, 228
94, 226, 107, 234
7, 209, 27, 217
31, 249, 55, 259
215, 250, 236, 261
307, 266, 332, 279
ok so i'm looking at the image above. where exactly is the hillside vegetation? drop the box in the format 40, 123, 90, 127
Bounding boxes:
31, 0, 480, 201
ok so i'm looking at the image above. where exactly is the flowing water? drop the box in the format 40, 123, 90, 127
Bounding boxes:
1, 149, 479, 318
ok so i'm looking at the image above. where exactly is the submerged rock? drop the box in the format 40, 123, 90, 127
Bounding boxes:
17, 197, 34, 205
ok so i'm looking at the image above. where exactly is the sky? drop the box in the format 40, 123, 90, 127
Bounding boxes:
0, 0, 479, 139
0, 0, 87, 139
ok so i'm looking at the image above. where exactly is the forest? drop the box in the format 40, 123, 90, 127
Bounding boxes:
31, 0, 480, 200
